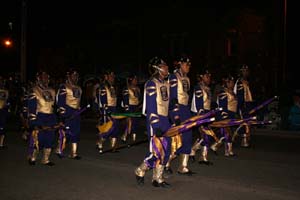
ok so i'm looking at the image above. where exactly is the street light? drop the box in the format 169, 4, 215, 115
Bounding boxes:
3, 38, 12, 48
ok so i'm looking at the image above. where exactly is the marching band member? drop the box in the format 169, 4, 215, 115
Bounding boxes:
134, 57, 172, 188
27, 71, 56, 166
165, 56, 194, 175
56, 68, 82, 160
190, 69, 217, 165
96, 69, 119, 153
234, 65, 254, 147
214, 74, 238, 156
121, 74, 141, 145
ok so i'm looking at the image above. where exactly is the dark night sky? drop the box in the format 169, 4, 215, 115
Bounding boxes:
1, 0, 277, 39
1, 0, 290, 89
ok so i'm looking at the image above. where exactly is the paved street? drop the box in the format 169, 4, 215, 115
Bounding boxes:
1, 117, 300, 200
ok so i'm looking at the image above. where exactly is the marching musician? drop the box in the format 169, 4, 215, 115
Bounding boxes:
165, 56, 194, 175
27, 71, 56, 166
121, 73, 141, 145
55, 68, 82, 160
234, 65, 254, 147
190, 69, 217, 165
213, 74, 238, 156
96, 69, 119, 153
134, 57, 172, 188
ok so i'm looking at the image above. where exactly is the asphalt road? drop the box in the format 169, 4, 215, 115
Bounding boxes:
1, 116, 300, 200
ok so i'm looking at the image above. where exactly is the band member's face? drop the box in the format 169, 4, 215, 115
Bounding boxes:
180, 62, 191, 74
159, 64, 169, 77
132, 77, 138, 86
69, 73, 79, 85
39, 73, 49, 87
241, 69, 249, 78
108, 72, 115, 83
202, 74, 211, 85
226, 80, 234, 89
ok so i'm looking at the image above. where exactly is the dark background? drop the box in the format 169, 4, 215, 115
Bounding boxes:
0, 0, 290, 95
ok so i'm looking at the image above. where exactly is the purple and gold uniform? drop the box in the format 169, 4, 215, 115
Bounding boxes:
27, 71, 56, 166
0, 77, 9, 149
135, 57, 171, 188
96, 70, 119, 153
166, 56, 194, 175
213, 75, 238, 156
190, 69, 218, 165
56, 69, 82, 159
121, 74, 141, 144
234, 65, 253, 147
